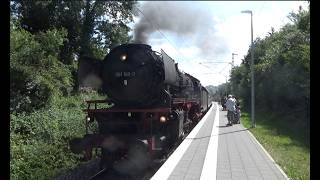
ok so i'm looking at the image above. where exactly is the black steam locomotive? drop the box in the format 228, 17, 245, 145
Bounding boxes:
70, 44, 210, 175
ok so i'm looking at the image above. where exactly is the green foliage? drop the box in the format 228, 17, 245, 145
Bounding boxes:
11, 1, 136, 64
10, 92, 106, 179
10, 137, 80, 180
288, 6, 310, 34
230, 65, 250, 109
10, 22, 74, 112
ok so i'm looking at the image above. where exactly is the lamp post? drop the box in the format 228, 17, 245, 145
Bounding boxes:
241, 10, 255, 128
231, 53, 237, 94
231, 53, 238, 69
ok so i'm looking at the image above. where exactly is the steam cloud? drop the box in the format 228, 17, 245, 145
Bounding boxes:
133, 1, 227, 57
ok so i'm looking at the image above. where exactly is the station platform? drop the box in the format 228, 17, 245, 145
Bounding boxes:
151, 102, 289, 180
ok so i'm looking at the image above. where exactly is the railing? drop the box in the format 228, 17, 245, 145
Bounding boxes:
85, 99, 109, 109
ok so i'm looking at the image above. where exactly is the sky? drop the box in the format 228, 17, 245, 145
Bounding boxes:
129, 1, 309, 86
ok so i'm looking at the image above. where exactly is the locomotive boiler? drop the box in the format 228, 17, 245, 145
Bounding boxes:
70, 43, 210, 175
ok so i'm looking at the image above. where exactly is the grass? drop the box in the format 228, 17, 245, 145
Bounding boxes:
241, 112, 310, 180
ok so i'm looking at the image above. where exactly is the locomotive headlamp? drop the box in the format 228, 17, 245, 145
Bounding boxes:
160, 116, 166, 123
120, 54, 127, 61
86, 116, 91, 122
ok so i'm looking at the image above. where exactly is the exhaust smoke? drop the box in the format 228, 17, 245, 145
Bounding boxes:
133, 1, 227, 57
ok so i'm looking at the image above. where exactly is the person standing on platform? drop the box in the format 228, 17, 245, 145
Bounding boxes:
225, 95, 236, 126
222, 96, 227, 111
221, 97, 225, 110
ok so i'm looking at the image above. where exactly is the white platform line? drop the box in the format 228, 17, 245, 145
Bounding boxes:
247, 130, 290, 180
151, 103, 215, 180
200, 102, 220, 180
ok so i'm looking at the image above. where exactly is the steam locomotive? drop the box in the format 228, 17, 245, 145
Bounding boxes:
70, 44, 211, 175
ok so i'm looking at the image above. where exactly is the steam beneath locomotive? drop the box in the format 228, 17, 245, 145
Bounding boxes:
133, 1, 227, 57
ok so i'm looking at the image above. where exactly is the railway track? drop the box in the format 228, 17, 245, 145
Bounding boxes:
54, 133, 186, 180
88, 137, 185, 180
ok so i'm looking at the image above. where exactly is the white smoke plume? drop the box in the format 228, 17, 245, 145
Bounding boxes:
133, 1, 227, 57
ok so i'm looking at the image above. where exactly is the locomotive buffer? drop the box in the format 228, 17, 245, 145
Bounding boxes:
151, 102, 289, 180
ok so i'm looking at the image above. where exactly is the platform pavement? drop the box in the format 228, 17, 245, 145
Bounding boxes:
216, 108, 288, 180
151, 102, 289, 180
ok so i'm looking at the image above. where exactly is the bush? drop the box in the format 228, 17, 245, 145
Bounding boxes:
10, 136, 80, 179
10, 92, 106, 179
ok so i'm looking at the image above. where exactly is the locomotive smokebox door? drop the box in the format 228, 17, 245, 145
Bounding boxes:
102, 44, 165, 107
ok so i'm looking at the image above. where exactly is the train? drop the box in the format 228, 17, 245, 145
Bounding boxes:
70, 43, 211, 175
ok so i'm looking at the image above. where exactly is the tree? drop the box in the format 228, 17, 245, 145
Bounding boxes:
10, 20, 71, 112
10, 1, 136, 61
10, 0, 137, 89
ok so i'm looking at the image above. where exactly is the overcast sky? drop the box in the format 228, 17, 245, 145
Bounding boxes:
130, 1, 309, 86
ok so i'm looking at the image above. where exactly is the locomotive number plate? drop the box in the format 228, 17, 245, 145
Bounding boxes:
115, 71, 136, 77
